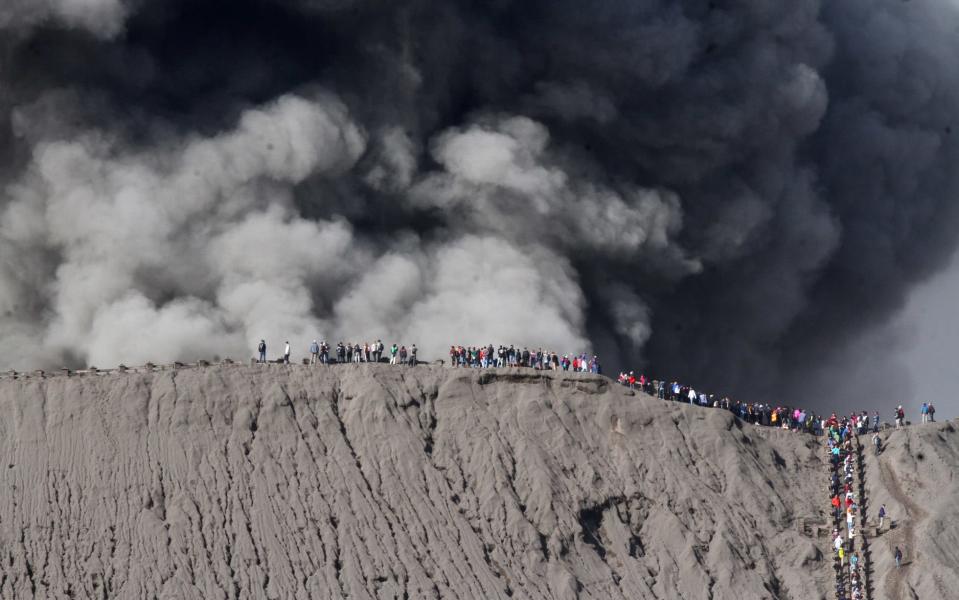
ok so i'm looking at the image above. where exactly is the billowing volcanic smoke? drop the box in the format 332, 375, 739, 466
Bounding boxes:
1, 0, 958, 411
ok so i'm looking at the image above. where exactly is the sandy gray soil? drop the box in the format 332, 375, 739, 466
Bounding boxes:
863, 421, 959, 600
0, 365, 953, 599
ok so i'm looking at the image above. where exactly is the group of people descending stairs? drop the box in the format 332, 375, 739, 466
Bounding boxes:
853, 435, 874, 599
826, 415, 872, 600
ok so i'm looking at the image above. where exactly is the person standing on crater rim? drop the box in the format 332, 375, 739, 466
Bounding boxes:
284, 341, 291, 364
258, 340, 267, 363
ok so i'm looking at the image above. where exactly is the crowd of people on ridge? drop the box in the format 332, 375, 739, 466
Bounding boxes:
448, 345, 601, 373
253, 339, 940, 435
256, 339, 418, 366
614, 372, 940, 436
253, 340, 602, 373
616, 373, 836, 434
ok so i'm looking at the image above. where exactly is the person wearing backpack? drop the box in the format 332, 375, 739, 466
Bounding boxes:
894, 546, 902, 569
258, 340, 267, 363
928, 403, 936, 422
878, 504, 886, 530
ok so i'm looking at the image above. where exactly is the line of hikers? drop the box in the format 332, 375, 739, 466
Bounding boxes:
448, 345, 601, 373
826, 415, 866, 600
618, 374, 834, 434
617, 373, 941, 436
254, 340, 604, 372
256, 340, 418, 366
824, 416, 904, 598
250, 341, 941, 430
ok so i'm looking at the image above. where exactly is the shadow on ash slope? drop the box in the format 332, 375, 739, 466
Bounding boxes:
0, 366, 947, 600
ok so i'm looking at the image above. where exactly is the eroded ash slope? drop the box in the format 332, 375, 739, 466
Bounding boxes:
0, 365, 838, 599
864, 420, 959, 600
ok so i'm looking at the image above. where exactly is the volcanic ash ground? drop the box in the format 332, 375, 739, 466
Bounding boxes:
0, 365, 955, 599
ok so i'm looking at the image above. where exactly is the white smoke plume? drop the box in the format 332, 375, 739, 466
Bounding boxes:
1, 94, 368, 366
0, 95, 600, 368
0, 0, 128, 38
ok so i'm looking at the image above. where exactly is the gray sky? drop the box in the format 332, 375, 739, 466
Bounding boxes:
898, 248, 959, 420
